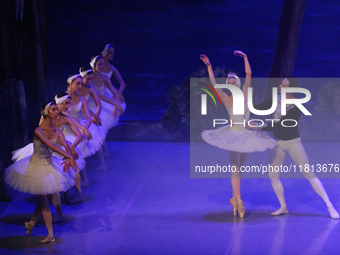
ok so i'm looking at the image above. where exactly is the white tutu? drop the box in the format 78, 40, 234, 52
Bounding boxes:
201, 108, 276, 153
85, 93, 118, 130
93, 82, 126, 126
6, 138, 75, 195
66, 101, 106, 157
201, 125, 276, 153
12, 140, 85, 174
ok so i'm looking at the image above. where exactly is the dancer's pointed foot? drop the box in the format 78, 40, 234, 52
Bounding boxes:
39, 235, 55, 244
52, 215, 65, 224
237, 201, 245, 218
328, 206, 339, 220
271, 207, 289, 216
94, 164, 107, 172
81, 179, 89, 187
24, 222, 34, 236
67, 194, 83, 204
229, 198, 238, 216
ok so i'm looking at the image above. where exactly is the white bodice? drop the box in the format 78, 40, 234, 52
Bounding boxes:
30, 137, 57, 165
68, 101, 86, 121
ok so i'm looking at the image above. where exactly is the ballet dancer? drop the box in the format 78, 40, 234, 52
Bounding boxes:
200, 51, 276, 218
254, 77, 339, 219
5, 102, 78, 243
65, 74, 107, 172
53, 92, 90, 204
79, 66, 123, 131
91, 55, 125, 112
90, 55, 125, 156
12, 94, 87, 211
100, 43, 126, 95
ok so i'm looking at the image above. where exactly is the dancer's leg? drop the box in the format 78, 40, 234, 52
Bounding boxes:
95, 147, 107, 171
39, 194, 55, 243
80, 165, 89, 187
229, 151, 242, 203
25, 199, 42, 236
229, 151, 246, 217
288, 139, 339, 219
240, 153, 249, 167
68, 172, 84, 204
268, 145, 289, 215
52, 192, 65, 222
102, 142, 109, 157
230, 153, 248, 203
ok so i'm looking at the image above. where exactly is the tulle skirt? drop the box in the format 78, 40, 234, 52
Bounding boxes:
12, 142, 85, 173
97, 86, 126, 129
88, 97, 118, 130
63, 121, 106, 158
5, 156, 75, 195
201, 125, 277, 153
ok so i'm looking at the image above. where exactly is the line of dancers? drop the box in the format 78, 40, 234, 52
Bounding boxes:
200, 51, 339, 220
5, 44, 127, 243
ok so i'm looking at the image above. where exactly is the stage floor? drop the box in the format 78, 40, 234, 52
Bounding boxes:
0, 142, 340, 254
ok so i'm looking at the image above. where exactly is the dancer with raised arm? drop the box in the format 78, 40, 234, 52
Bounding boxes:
5, 102, 78, 243
200, 51, 276, 218
254, 78, 339, 219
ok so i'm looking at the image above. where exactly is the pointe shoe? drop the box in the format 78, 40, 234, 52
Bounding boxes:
24, 222, 34, 236
229, 198, 238, 216
328, 206, 339, 220
237, 201, 245, 218
67, 194, 83, 204
39, 235, 55, 244
271, 207, 289, 216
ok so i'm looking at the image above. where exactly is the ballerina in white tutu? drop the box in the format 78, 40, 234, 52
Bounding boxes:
65, 74, 107, 171
200, 51, 276, 217
91, 55, 125, 116
79, 66, 123, 131
90, 55, 125, 156
12, 93, 87, 213
5, 102, 78, 244
53, 92, 91, 204
100, 44, 126, 96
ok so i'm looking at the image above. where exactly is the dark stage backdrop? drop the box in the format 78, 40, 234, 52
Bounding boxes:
45, 0, 340, 122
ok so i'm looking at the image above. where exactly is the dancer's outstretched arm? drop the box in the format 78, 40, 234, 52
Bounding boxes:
233, 50, 252, 97
200, 54, 232, 110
